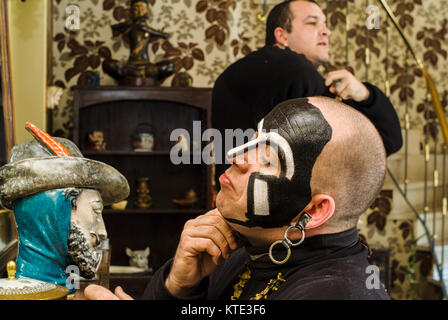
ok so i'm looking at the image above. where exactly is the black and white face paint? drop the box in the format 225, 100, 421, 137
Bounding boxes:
225, 98, 332, 229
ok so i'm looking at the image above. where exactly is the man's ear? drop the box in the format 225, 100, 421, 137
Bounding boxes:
300, 194, 335, 229
273, 27, 288, 47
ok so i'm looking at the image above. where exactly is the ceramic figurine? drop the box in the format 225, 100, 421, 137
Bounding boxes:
111, 200, 128, 210
126, 247, 152, 272
173, 189, 198, 208
102, 0, 174, 86
132, 123, 155, 152
135, 177, 152, 208
86, 130, 107, 151
0, 122, 130, 294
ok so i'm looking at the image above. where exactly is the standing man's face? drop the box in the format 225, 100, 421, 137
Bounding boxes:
281, 1, 331, 67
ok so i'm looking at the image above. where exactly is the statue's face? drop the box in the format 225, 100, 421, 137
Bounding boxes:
132, 2, 148, 18
89, 131, 104, 146
67, 189, 107, 279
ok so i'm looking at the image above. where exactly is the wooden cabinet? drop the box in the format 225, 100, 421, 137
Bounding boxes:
73, 86, 213, 278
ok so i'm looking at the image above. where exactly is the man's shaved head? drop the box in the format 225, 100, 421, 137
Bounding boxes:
308, 97, 386, 231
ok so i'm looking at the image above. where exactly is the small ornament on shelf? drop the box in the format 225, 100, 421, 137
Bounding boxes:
173, 188, 198, 208
134, 177, 152, 208
86, 130, 107, 151
132, 123, 155, 152
126, 247, 153, 272
111, 200, 128, 210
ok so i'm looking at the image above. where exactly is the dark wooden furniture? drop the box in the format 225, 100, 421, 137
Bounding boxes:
0, 210, 18, 278
73, 86, 213, 297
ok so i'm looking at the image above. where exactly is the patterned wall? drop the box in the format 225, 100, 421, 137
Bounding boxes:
50, 0, 448, 299
50, 0, 266, 136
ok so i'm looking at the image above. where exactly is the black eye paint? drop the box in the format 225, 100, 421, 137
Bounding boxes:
226, 98, 332, 229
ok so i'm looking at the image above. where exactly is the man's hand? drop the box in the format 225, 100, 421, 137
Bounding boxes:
165, 209, 239, 297
325, 69, 370, 102
84, 284, 134, 300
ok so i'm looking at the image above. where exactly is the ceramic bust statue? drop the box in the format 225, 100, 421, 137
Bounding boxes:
102, 0, 175, 86
0, 123, 130, 292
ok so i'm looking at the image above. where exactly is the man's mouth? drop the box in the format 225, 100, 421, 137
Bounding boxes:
219, 173, 234, 190
317, 41, 327, 47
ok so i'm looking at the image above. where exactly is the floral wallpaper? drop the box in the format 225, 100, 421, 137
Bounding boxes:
50, 0, 448, 299
50, 0, 265, 136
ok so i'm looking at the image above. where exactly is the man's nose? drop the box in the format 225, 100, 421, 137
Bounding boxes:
229, 152, 250, 173
322, 23, 331, 36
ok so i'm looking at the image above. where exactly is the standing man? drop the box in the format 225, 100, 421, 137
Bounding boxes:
212, 0, 402, 180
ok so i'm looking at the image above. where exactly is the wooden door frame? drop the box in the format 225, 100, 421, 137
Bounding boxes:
0, 0, 15, 158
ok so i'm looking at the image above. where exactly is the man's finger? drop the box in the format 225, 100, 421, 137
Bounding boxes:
191, 210, 239, 251
325, 70, 346, 86
333, 80, 350, 98
186, 225, 232, 259
114, 286, 134, 300
84, 284, 119, 300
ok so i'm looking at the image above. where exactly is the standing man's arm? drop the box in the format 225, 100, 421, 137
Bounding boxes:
325, 70, 403, 156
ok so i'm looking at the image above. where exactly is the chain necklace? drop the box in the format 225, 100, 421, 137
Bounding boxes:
230, 263, 286, 300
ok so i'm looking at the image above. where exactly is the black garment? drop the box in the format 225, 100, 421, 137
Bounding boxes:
212, 45, 403, 180
141, 228, 390, 300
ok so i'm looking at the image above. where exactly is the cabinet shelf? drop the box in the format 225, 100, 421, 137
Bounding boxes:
103, 208, 208, 215
73, 86, 213, 281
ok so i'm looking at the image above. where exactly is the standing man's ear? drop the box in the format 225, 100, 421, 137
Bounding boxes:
273, 27, 288, 48
295, 194, 335, 229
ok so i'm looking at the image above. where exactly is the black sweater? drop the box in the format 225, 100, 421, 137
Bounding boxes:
141, 228, 390, 300
212, 46, 403, 179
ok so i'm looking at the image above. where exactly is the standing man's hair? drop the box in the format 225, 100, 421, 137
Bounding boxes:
265, 0, 319, 46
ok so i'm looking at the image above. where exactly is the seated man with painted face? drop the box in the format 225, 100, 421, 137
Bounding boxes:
85, 97, 389, 300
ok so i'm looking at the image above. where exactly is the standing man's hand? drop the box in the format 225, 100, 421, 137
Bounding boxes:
325, 69, 370, 102
165, 209, 239, 297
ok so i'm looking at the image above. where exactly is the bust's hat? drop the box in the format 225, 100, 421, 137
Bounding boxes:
0, 128, 130, 209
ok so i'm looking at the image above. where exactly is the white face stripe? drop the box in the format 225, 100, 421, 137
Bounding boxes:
253, 179, 270, 216
226, 119, 295, 180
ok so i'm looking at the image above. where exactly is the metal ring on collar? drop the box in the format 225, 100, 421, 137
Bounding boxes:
283, 225, 306, 247
268, 239, 291, 265
268, 225, 306, 265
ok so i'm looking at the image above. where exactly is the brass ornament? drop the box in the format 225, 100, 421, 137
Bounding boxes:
0, 261, 69, 300
230, 263, 287, 300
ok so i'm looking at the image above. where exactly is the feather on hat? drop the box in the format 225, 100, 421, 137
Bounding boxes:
0, 123, 130, 209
